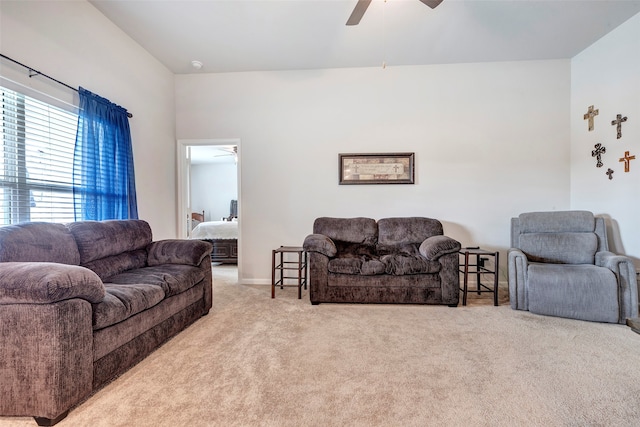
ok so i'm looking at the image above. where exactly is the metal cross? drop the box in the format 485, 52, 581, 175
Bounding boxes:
583, 105, 599, 131
606, 168, 614, 180
591, 143, 606, 168
619, 151, 636, 172
611, 114, 628, 139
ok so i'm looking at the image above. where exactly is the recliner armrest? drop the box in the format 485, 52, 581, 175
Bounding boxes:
419, 235, 461, 261
0, 262, 105, 304
596, 251, 634, 272
595, 251, 639, 321
303, 234, 336, 258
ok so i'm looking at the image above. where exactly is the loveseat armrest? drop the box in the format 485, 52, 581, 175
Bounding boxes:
419, 235, 461, 261
147, 239, 213, 267
303, 234, 337, 258
596, 251, 639, 320
0, 262, 105, 304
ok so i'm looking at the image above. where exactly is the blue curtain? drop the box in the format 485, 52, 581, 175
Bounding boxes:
73, 87, 138, 220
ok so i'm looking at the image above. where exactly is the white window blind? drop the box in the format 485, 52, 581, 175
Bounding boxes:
0, 85, 77, 225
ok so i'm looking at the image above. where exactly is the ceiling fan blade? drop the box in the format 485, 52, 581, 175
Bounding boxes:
418, 0, 444, 9
346, 0, 372, 26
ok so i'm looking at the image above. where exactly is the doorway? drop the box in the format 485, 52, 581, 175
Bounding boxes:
177, 139, 241, 279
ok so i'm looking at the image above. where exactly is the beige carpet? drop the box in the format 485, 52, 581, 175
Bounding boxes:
3, 265, 640, 427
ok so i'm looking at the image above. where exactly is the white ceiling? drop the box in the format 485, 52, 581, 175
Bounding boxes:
190, 145, 237, 165
90, 0, 640, 75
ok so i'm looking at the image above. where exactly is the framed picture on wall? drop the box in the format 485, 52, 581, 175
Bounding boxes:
339, 152, 415, 185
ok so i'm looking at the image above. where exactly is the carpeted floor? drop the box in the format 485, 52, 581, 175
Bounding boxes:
3, 265, 640, 427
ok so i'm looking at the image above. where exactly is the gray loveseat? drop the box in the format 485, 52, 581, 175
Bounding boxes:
0, 220, 212, 426
303, 217, 461, 305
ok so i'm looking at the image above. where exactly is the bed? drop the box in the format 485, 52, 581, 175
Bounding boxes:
190, 220, 238, 264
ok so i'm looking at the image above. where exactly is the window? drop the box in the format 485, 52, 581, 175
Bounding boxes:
0, 85, 77, 225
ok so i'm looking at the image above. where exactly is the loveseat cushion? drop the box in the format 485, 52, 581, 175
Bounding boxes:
68, 220, 153, 264
105, 264, 205, 297
0, 222, 80, 265
380, 254, 441, 275
92, 283, 166, 330
313, 217, 377, 245
327, 258, 386, 275
378, 217, 443, 246
0, 262, 104, 304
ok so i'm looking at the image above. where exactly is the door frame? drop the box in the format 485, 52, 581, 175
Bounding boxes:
177, 138, 241, 274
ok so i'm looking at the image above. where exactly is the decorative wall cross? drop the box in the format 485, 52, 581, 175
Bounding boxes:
619, 151, 636, 172
611, 114, 628, 139
591, 143, 606, 168
606, 168, 614, 180
583, 105, 599, 131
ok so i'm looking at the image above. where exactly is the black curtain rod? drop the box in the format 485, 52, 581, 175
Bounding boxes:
0, 53, 133, 118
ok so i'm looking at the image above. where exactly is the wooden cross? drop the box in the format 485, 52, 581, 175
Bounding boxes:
619, 150, 636, 172
606, 168, 614, 180
591, 143, 606, 168
583, 105, 599, 131
611, 114, 628, 139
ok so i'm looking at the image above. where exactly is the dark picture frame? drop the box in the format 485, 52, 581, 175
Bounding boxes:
339, 152, 415, 185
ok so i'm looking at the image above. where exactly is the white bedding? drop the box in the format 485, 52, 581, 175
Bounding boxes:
190, 221, 238, 240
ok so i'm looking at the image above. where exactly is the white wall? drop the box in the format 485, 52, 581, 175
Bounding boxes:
191, 162, 238, 221
0, 1, 177, 239
176, 60, 571, 283
571, 13, 640, 266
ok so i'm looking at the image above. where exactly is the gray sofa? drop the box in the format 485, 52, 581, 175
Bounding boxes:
303, 217, 461, 305
508, 210, 638, 323
0, 220, 213, 426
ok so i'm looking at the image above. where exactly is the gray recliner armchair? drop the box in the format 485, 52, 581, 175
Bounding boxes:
508, 210, 638, 323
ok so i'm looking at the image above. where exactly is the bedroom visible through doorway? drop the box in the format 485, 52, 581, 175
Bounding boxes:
177, 138, 241, 280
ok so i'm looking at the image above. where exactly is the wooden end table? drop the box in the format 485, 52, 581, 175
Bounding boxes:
458, 247, 499, 306
271, 246, 307, 299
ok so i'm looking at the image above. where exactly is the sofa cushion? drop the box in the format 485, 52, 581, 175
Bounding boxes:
147, 239, 212, 266
313, 217, 377, 245
68, 220, 152, 264
83, 250, 148, 281
0, 222, 80, 265
92, 283, 166, 330
378, 217, 443, 246
105, 264, 205, 297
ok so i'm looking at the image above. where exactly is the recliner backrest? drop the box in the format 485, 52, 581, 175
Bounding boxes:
511, 211, 607, 265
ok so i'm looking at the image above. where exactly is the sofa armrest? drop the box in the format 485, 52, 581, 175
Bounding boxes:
303, 234, 336, 258
419, 235, 461, 261
147, 239, 213, 267
596, 251, 639, 320
0, 262, 105, 304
